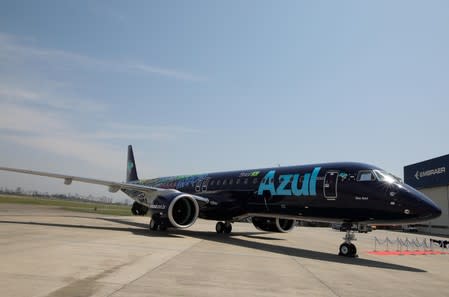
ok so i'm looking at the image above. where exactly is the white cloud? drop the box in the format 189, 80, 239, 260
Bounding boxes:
0, 32, 204, 192
0, 100, 117, 169
0, 32, 206, 82
2, 134, 121, 170
0, 86, 39, 100
0, 100, 201, 170
131, 63, 207, 82
0, 102, 66, 134
0, 32, 106, 68
0, 85, 106, 112
90, 123, 201, 141
0, 33, 206, 196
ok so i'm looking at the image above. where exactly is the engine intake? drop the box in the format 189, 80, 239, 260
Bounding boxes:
252, 217, 296, 233
167, 194, 199, 228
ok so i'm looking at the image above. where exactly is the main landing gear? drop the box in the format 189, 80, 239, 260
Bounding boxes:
215, 221, 232, 234
149, 218, 167, 231
339, 225, 358, 257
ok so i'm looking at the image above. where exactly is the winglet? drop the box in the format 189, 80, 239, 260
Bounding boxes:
127, 145, 139, 182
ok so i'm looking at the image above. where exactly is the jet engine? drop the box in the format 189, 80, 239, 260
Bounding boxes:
166, 194, 199, 228
131, 201, 148, 216
150, 193, 200, 229
252, 217, 296, 233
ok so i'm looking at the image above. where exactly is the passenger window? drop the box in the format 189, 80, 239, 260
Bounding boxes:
229, 179, 234, 185
252, 178, 258, 184
223, 179, 228, 186
357, 171, 375, 182
210, 180, 215, 186
244, 178, 249, 185
236, 178, 240, 185
217, 180, 221, 186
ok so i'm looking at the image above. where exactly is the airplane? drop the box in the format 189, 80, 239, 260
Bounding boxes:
0, 145, 441, 257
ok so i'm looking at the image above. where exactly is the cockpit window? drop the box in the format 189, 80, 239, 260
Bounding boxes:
373, 170, 401, 184
357, 170, 376, 182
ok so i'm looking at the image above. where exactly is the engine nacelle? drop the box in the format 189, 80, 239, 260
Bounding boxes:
131, 201, 148, 216
167, 194, 199, 228
149, 193, 200, 229
252, 217, 296, 233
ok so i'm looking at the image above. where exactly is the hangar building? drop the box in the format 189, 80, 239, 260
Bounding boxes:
404, 154, 449, 235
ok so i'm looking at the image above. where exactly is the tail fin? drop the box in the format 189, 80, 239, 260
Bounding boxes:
126, 145, 139, 182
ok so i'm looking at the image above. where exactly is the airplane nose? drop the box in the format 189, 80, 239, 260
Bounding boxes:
427, 202, 442, 220
403, 184, 442, 221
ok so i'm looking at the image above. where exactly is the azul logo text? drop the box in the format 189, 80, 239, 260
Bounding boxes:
258, 167, 321, 197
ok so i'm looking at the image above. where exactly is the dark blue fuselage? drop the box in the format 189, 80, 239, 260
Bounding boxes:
138, 162, 441, 225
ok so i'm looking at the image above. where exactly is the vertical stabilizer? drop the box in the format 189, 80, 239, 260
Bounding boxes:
127, 145, 139, 182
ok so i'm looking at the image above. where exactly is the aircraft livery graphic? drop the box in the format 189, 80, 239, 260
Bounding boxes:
0, 145, 441, 258
258, 168, 321, 197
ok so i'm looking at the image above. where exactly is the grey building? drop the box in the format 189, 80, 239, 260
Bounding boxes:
404, 154, 449, 235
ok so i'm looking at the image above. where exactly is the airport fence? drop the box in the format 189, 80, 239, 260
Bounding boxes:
373, 237, 449, 252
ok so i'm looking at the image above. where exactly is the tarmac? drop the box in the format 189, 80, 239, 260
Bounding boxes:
1, 203, 448, 297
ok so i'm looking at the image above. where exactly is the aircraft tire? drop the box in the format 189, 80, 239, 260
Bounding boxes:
216, 222, 225, 234
339, 243, 357, 257
224, 223, 232, 234
339, 243, 351, 257
149, 219, 158, 231
349, 244, 357, 257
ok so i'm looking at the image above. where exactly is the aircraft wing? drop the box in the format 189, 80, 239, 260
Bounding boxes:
0, 166, 155, 193
0, 166, 209, 203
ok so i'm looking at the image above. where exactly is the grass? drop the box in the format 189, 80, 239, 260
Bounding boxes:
0, 194, 132, 216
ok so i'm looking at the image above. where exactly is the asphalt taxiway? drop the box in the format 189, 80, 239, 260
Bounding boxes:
1, 203, 448, 297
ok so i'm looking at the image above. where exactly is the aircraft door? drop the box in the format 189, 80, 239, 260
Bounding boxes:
201, 179, 209, 192
324, 171, 339, 199
196, 179, 209, 193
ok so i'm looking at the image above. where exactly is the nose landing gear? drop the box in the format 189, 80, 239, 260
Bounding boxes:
339, 225, 358, 257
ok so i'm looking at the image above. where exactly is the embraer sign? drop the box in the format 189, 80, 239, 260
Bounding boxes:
405, 154, 449, 189
414, 167, 446, 180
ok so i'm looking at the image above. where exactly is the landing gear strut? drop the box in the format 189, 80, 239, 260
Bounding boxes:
339, 226, 358, 257
216, 221, 232, 234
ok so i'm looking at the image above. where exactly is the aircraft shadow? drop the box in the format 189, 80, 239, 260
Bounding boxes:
0, 218, 425, 272
166, 230, 425, 272
102, 218, 427, 272
101, 218, 267, 239
0, 220, 183, 238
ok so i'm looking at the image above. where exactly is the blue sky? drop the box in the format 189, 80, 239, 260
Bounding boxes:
1, 1, 449, 201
